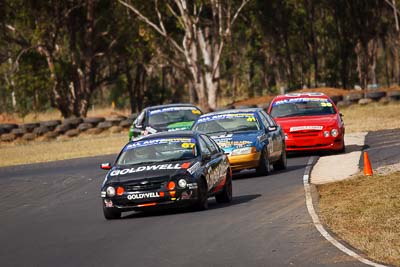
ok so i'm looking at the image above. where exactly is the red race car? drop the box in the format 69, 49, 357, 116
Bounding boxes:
268, 92, 345, 153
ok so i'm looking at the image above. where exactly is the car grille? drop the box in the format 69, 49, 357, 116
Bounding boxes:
124, 179, 167, 192
291, 132, 320, 137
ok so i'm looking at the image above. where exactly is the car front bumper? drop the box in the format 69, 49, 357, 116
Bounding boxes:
228, 152, 261, 171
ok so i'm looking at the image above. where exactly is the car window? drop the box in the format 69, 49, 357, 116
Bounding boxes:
270, 98, 336, 118
260, 110, 277, 126
198, 136, 211, 155
201, 135, 219, 154
148, 107, 202, 127
117, 137, 198, 165
135, 111, 145, 126
193, 112, 260, 134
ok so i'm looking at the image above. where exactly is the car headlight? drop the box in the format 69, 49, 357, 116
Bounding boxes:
331, 129, 339, 137
106, 186, 116, 197
323, 131, 330, 137
178, 179, 187, 188
231, 146, 255, 156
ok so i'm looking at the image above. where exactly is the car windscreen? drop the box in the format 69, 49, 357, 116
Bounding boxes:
270, 98, 336, 118
192, 112, 260, 134
148, 107, 202, 127
117, 137, 198, 166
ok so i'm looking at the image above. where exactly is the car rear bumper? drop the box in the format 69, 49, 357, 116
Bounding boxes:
228, 152, 261, 171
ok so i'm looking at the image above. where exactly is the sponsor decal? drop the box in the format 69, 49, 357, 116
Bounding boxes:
101, 191, 106, 198
273, 98, 331, 106
125, 138, 196, 150
110, 164, 181, 176
197, 113, 256, 123
187, 162, 201, 174
127, 192, 160, 200
149, 107, 199, 115
290, 126, 323, 132
187, 183, 198, 189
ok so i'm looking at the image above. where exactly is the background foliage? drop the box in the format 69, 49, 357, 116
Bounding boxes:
1, 0, 399, 117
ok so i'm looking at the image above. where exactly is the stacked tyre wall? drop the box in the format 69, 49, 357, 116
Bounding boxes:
0, 114, 136, 143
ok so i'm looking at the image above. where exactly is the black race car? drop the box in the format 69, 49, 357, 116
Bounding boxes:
128, 103, 203, 140
100, 131, 232, 219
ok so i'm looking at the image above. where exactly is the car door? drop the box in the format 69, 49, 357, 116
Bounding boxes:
199, 134, 225, 191
257, 111, 276, 157
260, 111, 282, 159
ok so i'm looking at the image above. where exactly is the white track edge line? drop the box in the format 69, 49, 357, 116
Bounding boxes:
303, 156, 387, 267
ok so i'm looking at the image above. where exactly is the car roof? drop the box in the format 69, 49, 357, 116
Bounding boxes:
199, 108, 261, 117
144, 103, 201, 111
129, 130, 200, 143
272, 92, 330, 102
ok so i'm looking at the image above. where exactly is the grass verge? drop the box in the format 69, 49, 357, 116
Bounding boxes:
339, 102, 400, 133
0, 132, 128, 167
318, 172, 400, 266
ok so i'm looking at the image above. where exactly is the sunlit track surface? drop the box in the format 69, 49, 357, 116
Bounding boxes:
0, 155, 364, 267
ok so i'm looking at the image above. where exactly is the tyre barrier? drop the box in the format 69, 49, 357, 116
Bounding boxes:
97, 121, 113, 129
77, 122, 94, 132
40, 120, 61, 130
63, 117, 83, 127
329, 95, 343, 104
1, 133, 16, 142
119, 119, 133, 128
33, 126, 50, 136
22, 133, 36, 141
344, 93, 363, 102
83, 117, 105, 126
20, 123, 40, 133
128, 113, 138, 120
55, 124, 72, 134
365, 91, 386, 100
11, 128, 25, 137
387, 90, 400, 100
105, 115, 127, 126
43, 131, 59, 140
0, 123, 18, 133
65, 129, 79, 137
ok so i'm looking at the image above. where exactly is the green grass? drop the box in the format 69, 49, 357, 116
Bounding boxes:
318, 172, 400, 266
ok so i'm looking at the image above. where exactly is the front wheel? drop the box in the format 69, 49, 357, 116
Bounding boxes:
193, 178, 208, 211
256, 149, 271, 176
215, 170, 232, 204
103, 206, 121, 220
273, 148, 287, 171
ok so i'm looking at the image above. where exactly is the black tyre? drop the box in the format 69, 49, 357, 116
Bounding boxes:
366, 91, 385, 100
83, 117, 105, 126
215, 171, 232, 204
103, 206, 121, 220
0, 123, 18, 132
97, 121, 113, 129
194, 178, 208, 211
273, 148, 287, 171
256, 148, 271, 176
40, 120, 61, 130
63, 117, 83, 127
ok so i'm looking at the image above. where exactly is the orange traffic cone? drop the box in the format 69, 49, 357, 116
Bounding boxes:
363, 151, 373, 176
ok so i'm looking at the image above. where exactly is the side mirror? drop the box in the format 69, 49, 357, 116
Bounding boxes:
100, 163, 112, 170
202, 153, 211, 161
135, 123, 143, 129
267, 126, 277, 132
339, 113, 344, 117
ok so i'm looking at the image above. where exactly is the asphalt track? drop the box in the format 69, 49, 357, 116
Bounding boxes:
0, 152, 369, 267
364, 128, 400, 168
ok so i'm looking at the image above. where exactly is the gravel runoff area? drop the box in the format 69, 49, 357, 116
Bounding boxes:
311, 132, 400, 184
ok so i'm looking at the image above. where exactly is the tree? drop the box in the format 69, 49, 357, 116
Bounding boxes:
119, 0, 249, 111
